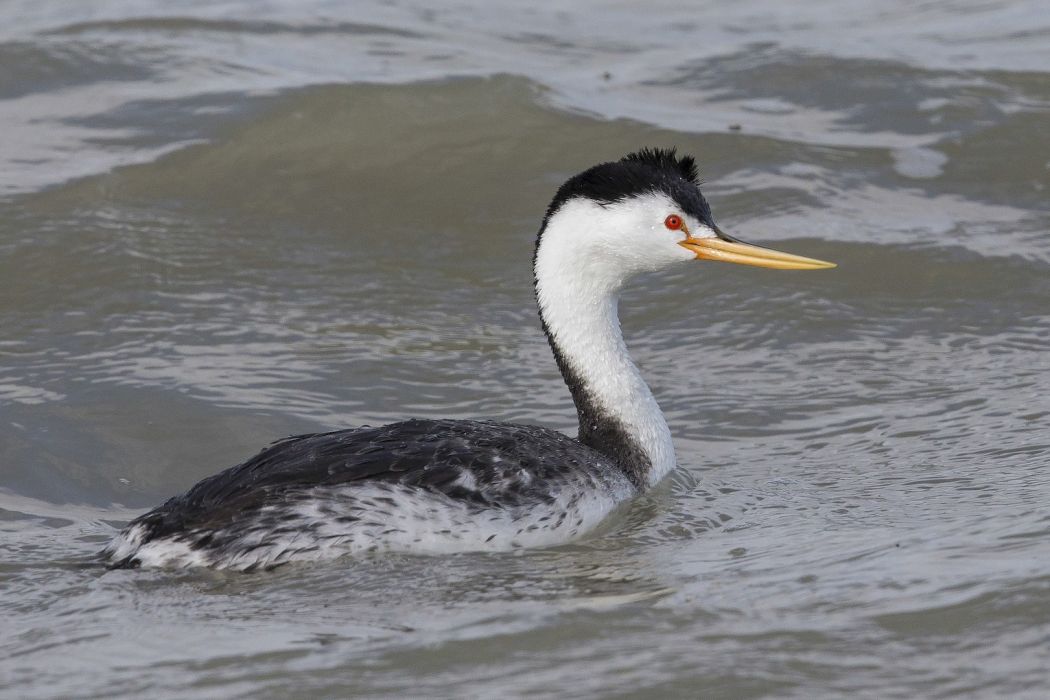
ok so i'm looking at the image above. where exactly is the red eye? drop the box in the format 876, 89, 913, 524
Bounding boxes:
664, 214, 683, 230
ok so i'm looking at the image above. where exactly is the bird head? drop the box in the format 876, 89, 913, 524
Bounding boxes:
535, 148, 834, 294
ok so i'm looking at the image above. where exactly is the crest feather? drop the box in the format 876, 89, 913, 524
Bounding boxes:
620, 148, 700, 186
540, 147, 715, 232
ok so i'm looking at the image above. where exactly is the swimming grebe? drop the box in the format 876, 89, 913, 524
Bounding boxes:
103, 148, 834, 570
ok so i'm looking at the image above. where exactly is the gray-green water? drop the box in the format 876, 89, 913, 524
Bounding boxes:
2, 2, 1049, 697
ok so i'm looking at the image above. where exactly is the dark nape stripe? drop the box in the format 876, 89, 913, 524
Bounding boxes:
534, 301, 650, 490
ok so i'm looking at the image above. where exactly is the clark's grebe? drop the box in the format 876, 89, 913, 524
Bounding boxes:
103, 148, 835, 571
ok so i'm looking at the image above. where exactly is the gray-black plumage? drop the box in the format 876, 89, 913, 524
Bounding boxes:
108, 419, 632, 570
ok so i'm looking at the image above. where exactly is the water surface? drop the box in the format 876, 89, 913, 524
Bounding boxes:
2, 1, 1049, 698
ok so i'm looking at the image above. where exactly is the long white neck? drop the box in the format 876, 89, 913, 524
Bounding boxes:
533, 201, 677, 489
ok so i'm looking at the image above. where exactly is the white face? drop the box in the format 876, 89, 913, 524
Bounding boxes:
538, 192, 716, 293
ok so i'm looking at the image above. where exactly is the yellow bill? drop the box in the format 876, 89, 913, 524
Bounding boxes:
679, 236, 836, 270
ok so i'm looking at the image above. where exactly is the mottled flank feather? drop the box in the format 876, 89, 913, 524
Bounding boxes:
103, 419, 635, 570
